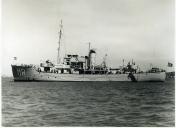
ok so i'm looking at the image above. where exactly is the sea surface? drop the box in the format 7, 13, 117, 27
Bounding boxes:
2, 77, 175, 127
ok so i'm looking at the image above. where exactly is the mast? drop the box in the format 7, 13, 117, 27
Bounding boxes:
88, 42, 91, 53
102, 54, 107, 68
122, 59, 124, 67
57, 20, 63, 64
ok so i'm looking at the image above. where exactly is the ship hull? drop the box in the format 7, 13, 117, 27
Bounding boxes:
134, 72, 166, 82
11, 65, 166, 82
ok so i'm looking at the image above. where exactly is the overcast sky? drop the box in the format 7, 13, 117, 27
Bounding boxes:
2, 0, 175, 76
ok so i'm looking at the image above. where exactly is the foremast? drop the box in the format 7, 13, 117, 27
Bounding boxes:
57, 20, 63, 64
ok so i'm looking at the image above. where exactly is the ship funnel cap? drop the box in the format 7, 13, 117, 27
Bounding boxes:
89, 49, 96, 54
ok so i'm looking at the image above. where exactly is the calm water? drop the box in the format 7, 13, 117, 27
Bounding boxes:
2, 77, 175, 127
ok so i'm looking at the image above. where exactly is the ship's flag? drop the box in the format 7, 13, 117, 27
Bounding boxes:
168, 62, 173, 67
13, 57, 17, 60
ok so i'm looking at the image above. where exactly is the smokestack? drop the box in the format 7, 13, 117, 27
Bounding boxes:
88, 49, 96, 69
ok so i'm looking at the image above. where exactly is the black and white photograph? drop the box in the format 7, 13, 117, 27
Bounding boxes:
1, 0, 175, 127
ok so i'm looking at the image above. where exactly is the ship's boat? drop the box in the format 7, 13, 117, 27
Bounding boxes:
11, 21, 166, 82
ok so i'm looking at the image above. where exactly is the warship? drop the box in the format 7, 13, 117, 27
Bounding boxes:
11, 21, 166, 82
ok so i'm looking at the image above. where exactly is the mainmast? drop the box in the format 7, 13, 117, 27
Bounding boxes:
102, 54, 107, 68
88, 42, 91, 52
57, 20, 63, 64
